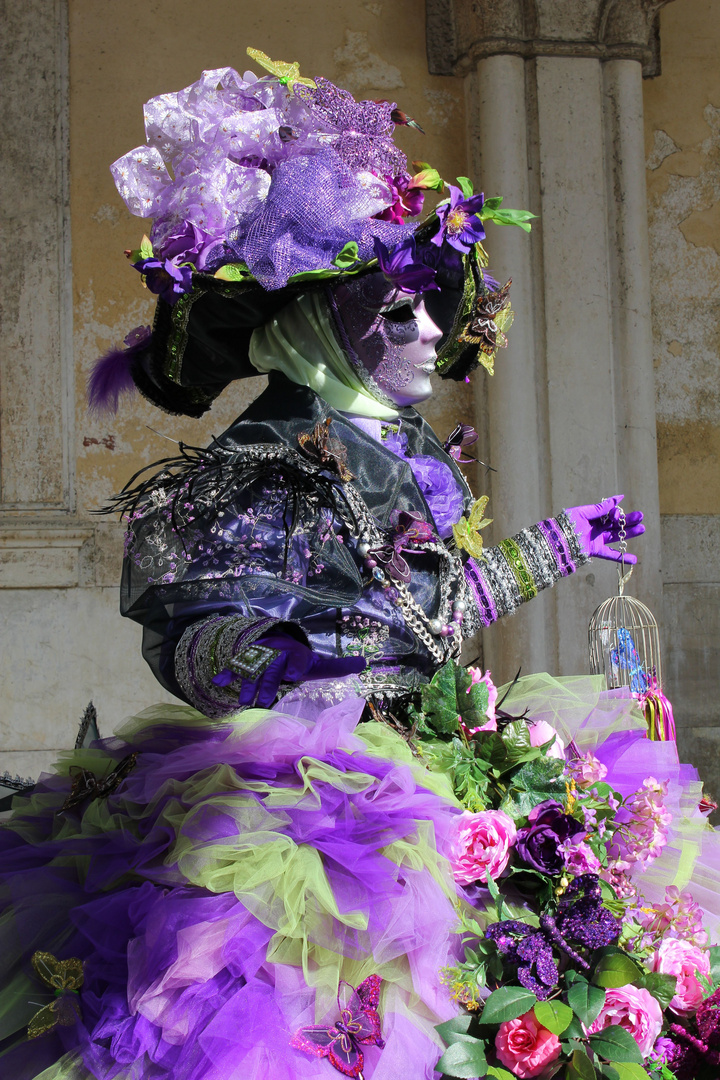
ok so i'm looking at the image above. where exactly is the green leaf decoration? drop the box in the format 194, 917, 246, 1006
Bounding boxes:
456, 176, 474, 197
709, 944, 720, 986
500, 756, 567, 818
481, 985, 538, 1025
635, 971, 677, 1008
410, 162, 445, 191
587, 1025, 644, 1064
533, 999, 574, 1036
567, 1048, 597, 1080
481, 205, 536, 232
435, 1013, 474, 1043
455, 667, 490, 728
332, 241, 360, 268
214, 263, 253, 281
437, 1036, 488, 1078
420, 660, 461, 735
139, 234, 154, 259
481, 196, 504, 213
486, 1069, 517, 1080
602, 1064, 649, 1080
567, 976, 606, 1027
592, 949, 643, 989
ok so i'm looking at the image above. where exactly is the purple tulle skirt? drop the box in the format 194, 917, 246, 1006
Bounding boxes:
1, 674, 719, 1080
0, 679, 463, 1080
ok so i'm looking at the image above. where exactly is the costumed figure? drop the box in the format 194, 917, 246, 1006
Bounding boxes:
1, 50, 719, 1080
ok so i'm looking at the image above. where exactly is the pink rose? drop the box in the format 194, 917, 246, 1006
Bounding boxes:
650, 937, 711, 1016
528, 720, 565, 760
495, 1010, 561, 1078
588, 985, 663, 1057
448, 809, 516, 885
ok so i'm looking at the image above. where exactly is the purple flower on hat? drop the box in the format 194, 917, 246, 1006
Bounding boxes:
432, 184, 486, 252
514, 799, 585, 875
133, 257, 193, 306
375, 174, 426, 224
373, 237, 438, 294
156, 219, 216, 269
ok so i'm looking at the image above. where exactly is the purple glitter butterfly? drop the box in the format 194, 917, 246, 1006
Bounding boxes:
291, 975, 385, 1079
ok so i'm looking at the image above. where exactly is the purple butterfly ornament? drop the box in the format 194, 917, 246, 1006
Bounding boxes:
291, 974, 385, 1079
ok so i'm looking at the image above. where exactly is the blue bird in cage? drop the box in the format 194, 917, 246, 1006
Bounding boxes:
610, 628, 649, 694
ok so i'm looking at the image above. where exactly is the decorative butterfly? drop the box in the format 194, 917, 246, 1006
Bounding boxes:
27, 951, 83, 1039
291, 975, 385, 1079
60, 753, 137, 812
459, 280, 513, 374
443, 423, 479, 464
390, 509, 435, 546
610, 628, 649, 694
298, 419, 354, 482
452, 497, 493, 561
246, 47, 317, 88
366, 542, 411, 584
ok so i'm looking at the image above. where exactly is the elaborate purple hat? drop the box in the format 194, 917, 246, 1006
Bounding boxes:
90, 49, 531, 417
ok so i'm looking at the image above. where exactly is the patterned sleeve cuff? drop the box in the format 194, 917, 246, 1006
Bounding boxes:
174, 613, 292, 718
464, 512, 589, 627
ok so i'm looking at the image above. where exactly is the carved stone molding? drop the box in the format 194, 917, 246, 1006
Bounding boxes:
427, 0, 675, 78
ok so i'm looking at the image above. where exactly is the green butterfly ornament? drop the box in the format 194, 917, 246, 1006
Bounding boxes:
27, 951, 83, 1039
452, 497, 493, 561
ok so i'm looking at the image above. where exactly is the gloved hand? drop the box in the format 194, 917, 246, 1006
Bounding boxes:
566, 495, 645, 564
212, 633, 367, 708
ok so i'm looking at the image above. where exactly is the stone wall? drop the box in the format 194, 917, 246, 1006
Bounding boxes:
644, 0, 720, 800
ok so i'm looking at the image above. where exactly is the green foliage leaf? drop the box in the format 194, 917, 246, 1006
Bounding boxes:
436, 1014, 474, 1043
455, 666, 491, 729
635, 971, 677, 1008
456, 176, 474, 197
567, 976, 606, 1027
592, 950, 643, 989
481, 986, 538, 1025
567, 1048, 597, 1080
533, 999, 574, 1035
486, 1069, 516, 1080
500, 756, 567, 818
603, 1065, 649, 1080
588, 1025, 644, 1064
481, 205, 536, 232
332, 241, 359, 268
410, 162, 445, 191
709, 944, 720, 986
214, 262, 253, 281
139, 233, 154, 259
481, 196, 504, 213
437, 1036, 488, 1078
420, 660, 461, 735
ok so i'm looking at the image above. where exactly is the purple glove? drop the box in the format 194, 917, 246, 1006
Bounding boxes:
566, 495, 645, 564
213, 633, 367, 708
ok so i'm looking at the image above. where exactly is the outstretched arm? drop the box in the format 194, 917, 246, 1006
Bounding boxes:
464, 495, 644, 627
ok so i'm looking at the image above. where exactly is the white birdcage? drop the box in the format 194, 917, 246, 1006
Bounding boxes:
588, 591, 662, 692
587, 509, 673, 740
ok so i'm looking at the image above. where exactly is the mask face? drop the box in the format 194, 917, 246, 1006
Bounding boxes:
329, 271, 443, 406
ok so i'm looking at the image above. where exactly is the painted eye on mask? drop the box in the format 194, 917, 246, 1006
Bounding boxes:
379, 303, 416, 324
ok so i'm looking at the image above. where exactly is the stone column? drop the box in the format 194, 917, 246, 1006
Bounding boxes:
429, 0, 672, 683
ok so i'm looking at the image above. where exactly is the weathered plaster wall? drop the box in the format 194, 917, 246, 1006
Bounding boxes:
643, 0, 720, 797
1, 0, 469, 778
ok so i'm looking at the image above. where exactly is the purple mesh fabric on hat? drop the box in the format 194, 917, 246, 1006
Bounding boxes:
231, 150, 413, 289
